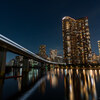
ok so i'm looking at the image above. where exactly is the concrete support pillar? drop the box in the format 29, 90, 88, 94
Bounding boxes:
21, 70, 29, 90
41, 62, 46, 67
23, 57, 29, 68
47, 64, 50, 71
0, 47, 6, 76
59, 65, 61, 68
47, 64, 50, 68
41, 62, 43, 67
0, 79, 4, 100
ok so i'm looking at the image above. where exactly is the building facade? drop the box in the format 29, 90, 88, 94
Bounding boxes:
55, 55, 63, 63
98, 40, 100, 63
50, 49, 57, 61
15, 56, 23, 66
39, 45, 47, 59
6, 59, 15, 66
92, 52, 99, 64
62, 16, 92, 64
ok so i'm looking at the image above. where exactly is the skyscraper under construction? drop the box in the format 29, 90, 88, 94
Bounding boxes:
62, 16, 92, 64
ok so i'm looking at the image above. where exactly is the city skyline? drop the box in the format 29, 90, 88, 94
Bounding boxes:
0, 0, 100, 62
1, 0, 100, 100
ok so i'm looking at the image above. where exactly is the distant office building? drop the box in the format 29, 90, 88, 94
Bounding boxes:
96, 55, 100, 63
98, 41, 100, 55
62, 16, 92, 64
6, 59, 15, 66
98, 40, 100, 63
47, 57, 51, 61
15, 56, 23, 66
92, 52, 99, 64
29, 59, 38, 66
55, 55, 63, 63
50, 49, 57, 61
39, 45, 48, 59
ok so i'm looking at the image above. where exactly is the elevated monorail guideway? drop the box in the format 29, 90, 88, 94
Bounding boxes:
0, 34, 66, 72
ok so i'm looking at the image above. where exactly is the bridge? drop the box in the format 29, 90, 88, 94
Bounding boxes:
0, 34, 66, 74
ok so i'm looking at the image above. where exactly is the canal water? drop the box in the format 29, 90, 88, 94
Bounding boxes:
0, 67, 100, 100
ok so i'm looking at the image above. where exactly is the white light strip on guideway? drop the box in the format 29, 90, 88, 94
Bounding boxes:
0, 34, 26, 50
0, 34, 39, 57
0, 34, 66, 65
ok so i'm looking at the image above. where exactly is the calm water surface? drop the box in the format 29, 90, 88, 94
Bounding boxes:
0, 67, 100, 100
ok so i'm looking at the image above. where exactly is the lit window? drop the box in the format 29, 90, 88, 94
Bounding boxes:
86, 32, 89, 35
67, 36, 70, 40
79, 23, 81, 27
85, 23, 88, 26
66, 22, 70, 29
85, 19, 88, 22
67, 41, 70, 46
68, 47, 71, 52
86, 28, 89, 31
68, 54, 71, 56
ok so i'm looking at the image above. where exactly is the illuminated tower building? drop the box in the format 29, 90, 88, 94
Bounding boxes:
39, 45, 47, 59
98, 40, 100, 63
62, 16, 92, 64
92, 52, 98, 64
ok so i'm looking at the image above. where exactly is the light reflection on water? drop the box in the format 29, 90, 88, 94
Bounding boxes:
0, 67, 100, 100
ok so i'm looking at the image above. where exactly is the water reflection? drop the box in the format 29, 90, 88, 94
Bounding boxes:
64, 69, 98, 100
0, 67, 100, 100
44, 68, 99, 100
0, 67, 42, 100
48, 68, 58, 88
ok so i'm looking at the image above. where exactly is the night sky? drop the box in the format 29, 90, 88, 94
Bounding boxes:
0, 0, 100, 61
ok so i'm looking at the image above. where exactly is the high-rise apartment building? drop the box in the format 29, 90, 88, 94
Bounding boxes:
39, 45, 47, 59
62, 16, 92, 64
